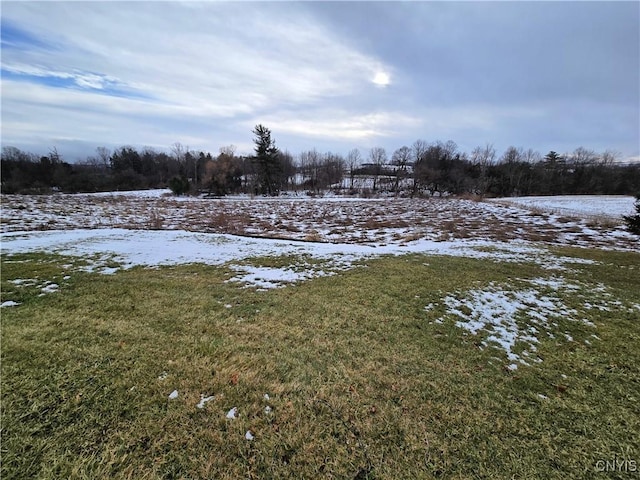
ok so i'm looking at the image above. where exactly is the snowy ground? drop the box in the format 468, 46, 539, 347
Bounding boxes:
1, 191, 636, 292
491, 195, 636, 219
432, 276, 637, 371
1, 191, 636, 248
5, 191, 632, 270
1, 191, 638, 368
0, 228, 596, 283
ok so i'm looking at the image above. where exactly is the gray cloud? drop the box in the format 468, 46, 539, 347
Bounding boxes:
1, 1, 638, 161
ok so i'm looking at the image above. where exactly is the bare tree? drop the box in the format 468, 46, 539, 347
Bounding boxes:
442, 140, 458, 160
600, 150, 620, 166
278, 150, 296, 191
204, 148, 240, 196
86, 146, 111, 170
391, 146, 411, 194
219, 145, 237, 158
470, 144, 496, 167
500, 146, 527, 195
321, 152, 345, 191
467, 144, 495, 195
48, 147, 62, 164
410, 140, 429, 196
522, 148, 541, 164
368, 147, 387, 191
568, 147, 598, 165
171, 142, 188, 164
346, 148, 361, 191
299, 149, 322, 193
412, 139, 428, 161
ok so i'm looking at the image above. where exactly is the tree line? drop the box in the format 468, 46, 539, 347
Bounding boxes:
2, 126, 638, 197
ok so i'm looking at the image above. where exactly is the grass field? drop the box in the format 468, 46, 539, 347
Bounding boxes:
2, 246, 639, 479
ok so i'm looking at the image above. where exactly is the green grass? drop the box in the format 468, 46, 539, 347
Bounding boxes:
1, 249, 639, 479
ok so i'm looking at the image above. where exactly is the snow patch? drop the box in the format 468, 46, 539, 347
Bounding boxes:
196, 395, 215, 409
0, 229, 597, 282
1, 301, 21, 308
440, 280, 587, 369
227, 264, 332, 289
9, 278, 38, 286
41, 283, 59, 294
492, 195, 635, 218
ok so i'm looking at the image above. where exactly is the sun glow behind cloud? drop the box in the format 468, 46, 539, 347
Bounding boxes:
261, 110, 421, 143
372, 71, 391, 86
0, 1, 638, 160
1, 2, 397, 156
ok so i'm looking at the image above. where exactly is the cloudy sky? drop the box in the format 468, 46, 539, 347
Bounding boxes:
1, 1, 639, 162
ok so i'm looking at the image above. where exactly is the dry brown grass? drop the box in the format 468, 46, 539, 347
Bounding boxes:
400, 231, 425, 243
2, 193, 635, 250
147, 209, 164, 230
2, 244, 640, 479
585, 215, 623, 229
527, 206, 550, 217
281, 223, 302, 233
556, 216, 577, 224
206, 211, 253, 235
457, 192, 485, 202
303, 230, 323, 242
562, 225, 585, 234
525, 230, 560, 243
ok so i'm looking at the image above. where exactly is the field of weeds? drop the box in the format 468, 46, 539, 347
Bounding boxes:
1, 191, 637, 249
1, 192, 639, 479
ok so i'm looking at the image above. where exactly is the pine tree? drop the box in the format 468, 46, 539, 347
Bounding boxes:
252, 124, 280, 196
168, 175, 190, 196
623, 194, 640, 235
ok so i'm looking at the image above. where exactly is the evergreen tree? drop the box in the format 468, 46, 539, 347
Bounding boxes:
168, 175, 190, 196
623, 194, 640, 235
252, 124, 280, 196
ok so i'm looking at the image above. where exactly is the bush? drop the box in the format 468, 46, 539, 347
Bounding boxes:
168, 176, 190, 196
623, 194, 640, 235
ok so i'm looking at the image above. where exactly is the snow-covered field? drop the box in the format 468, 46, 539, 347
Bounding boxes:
2, 191, 638, 368
491, 195, 635, 219
1, 191, 636, 247
2, 191, 636, 280
0, 227, 595, 283
1, 191, 636, 289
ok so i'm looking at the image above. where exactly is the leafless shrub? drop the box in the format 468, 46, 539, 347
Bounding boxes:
401, 231, 424, 242
361, 217, 409, 230
525, 231, 558, 242
206, 211, 253, 235
457, 192, 484, 202
528, 206, 547, 217
442, 220, 457, 233
585, 216, 622, 229
148, 209, 164, 230
304, 229, 323, 242
282, 223, 302, 233
490, 230, 512, 242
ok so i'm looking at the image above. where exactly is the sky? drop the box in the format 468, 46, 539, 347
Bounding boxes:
1, 1, 639, 162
